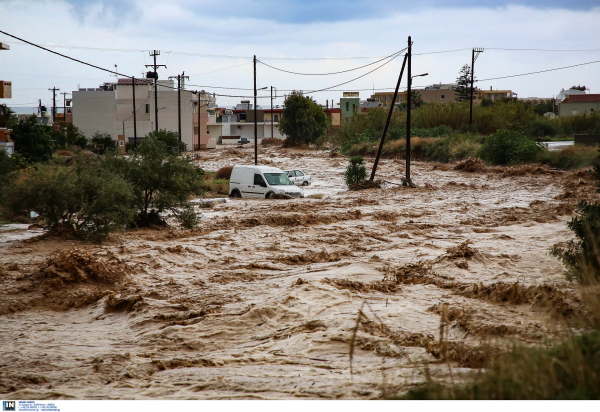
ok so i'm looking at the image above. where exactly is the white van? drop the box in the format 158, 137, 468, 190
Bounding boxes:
229, 165, 303, 199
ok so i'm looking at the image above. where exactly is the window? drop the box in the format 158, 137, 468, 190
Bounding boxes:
145, 104, 149, 114
264, 173, 293, 186
441, 95, 445, 99
254, 174, 266, 186
274, 114, 279, 122
572, 109, 578, 115
346, 101, 349, 111
295, 171, 304, 177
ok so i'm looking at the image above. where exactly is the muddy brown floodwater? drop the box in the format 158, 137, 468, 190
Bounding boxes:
0, 145, 598, 399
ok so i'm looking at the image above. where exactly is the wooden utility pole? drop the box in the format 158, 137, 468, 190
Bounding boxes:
469, 48, 484, 126
406, 37, 412, 183
170, 71, 189, 143
254, 55, 258, 165
132, 77, 138, 147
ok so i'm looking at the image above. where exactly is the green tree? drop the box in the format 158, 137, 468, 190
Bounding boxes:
455, 64, 475, 102
344, 156, 367, 186
145, 129, 186, 153
10, 116, 54, 163
278, 91, 329, 146
1, 157, 137, 242
0, 104, 17, 128
62, 124, 88, 148
411, 90, 424, 108
106, 134, 204, 227
570, 85, 587, 91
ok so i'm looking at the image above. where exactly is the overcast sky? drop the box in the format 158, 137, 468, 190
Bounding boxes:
1, 0, 599, 110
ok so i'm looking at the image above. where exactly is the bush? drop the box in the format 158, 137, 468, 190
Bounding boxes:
105, 134, 205, 227
528, 119, 558, 138
551, 199, 600, 284
1, 158, 136, 241
402, 331, 600, 400
145, 129, 186, 153
90, 132, 116, 154
478, 129, 545, 165
537, 145, 599, 170
344, 156, 367, 186
175, 204, 200, 229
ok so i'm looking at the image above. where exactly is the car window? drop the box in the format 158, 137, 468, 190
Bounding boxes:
295, 170, 304, 177
285, 171, 292, 177
264, 173, 293, 186
254, 173, 266, 186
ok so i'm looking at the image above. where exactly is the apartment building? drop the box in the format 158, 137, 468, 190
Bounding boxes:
72, 78, 196, 150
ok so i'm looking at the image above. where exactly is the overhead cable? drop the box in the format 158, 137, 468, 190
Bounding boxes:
477, 58, 600, 82
257, 48, 407, 76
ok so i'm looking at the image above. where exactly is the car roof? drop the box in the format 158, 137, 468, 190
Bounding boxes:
233, 165, 283, 173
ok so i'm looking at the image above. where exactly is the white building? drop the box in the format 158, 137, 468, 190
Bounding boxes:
72, 79, 196, 150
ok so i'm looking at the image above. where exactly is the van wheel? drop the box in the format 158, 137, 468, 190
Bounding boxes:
302, 181, 309, 186
230, 189, 241, 198
265, 191, 275, 199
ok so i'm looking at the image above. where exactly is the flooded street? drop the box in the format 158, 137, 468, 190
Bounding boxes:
0, 145, 597, 399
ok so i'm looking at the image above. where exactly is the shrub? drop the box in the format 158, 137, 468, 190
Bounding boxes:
478, 129, 545, 165
175, 204, 200, 229
90, 132, 116, 154
344, 156, 367, 186
550, 201, 600, 284
537, 145, 599, 170
1, 158, 136, 241
261, 137, 283, 146
528, 119, 558, 138
145, 129, 186, 153
215, 166, 233, 180
105, 135, 205, 227
402, 331, 600, 400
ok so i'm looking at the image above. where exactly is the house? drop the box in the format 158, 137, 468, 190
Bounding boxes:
478, 87, 513, 102
340, 92, 360, 122
558, 94, 600, 117
371, 83, 459, 108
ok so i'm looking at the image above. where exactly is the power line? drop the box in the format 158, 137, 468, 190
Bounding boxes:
486, 47, 600, 52
477, 58, 600, 82
303, 51, 406, 94
257, 49, 405, 76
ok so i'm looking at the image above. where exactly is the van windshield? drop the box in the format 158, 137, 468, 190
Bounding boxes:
264, 173, 293, 186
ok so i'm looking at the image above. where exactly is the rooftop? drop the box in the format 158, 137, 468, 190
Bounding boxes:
562, 94, 600, 103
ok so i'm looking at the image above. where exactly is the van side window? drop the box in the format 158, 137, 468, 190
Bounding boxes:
295, 171, 304, 176
254, 174, 266, 186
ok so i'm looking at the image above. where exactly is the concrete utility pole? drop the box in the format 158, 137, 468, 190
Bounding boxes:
469, 47, 484, 126
48, 87, 59, 124
146, 50, 167, 132
170, 71, 189, 143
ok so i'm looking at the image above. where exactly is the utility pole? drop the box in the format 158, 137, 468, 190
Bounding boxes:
406, 36, 412, 183
370, 53, 408, 181
48, 87, 59, 124
145, 50, 166, 132
271, 86, 275, 139
469, 47, 484, 126
60, 92, 70, 124
254, 55, 258, 165
170, 71, 189, 143
132, 77, 137, 147
196, 91, 201, 151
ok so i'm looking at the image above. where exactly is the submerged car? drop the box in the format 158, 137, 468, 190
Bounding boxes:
229, 165, 303, 199
283, 169, 311, 186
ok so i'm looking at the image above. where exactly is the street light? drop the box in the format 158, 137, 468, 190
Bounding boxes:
410, 73, 428, 85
